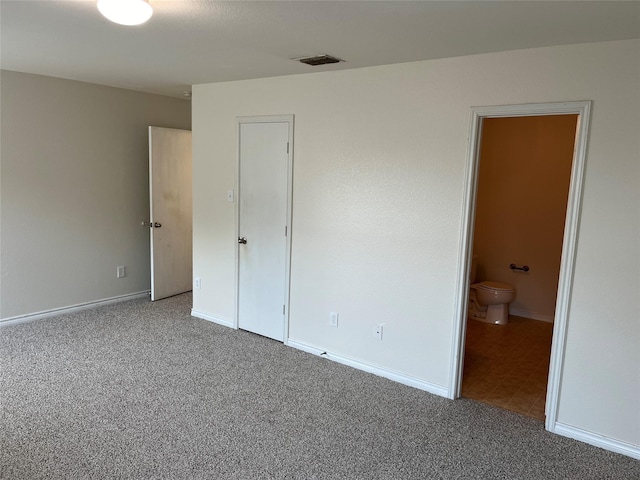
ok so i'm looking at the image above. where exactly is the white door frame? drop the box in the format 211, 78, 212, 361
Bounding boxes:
234, 115, 294, 344
448, 101, 592, 433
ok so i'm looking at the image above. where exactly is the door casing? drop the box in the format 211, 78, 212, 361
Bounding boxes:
449, 101, 592, 434
234, 115, 294, 343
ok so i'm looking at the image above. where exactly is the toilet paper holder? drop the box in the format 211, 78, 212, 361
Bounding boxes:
510, 264, 530, 272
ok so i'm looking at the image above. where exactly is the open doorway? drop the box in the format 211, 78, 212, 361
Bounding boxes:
450, 102, 592, 432
461, 114, 577, 419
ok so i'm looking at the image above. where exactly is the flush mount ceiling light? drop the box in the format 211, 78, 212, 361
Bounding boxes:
97, 0, 153, 26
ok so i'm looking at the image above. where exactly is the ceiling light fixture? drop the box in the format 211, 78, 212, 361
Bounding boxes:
97, 0, 153, 26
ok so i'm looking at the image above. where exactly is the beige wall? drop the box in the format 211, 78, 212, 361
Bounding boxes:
192, 39, 639, 450
473, 115, 577, 322
0, 71, 191, 319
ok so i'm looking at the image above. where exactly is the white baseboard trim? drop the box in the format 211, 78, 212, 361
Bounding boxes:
287, 338, 449, 398
191, 310, 235, 329
552, 422, 640, 460
0, 291, 151, 327
510, 307, 554, 323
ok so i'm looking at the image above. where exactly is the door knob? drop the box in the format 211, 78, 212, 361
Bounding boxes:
238, 237, 247, 244
141, 221, 161, 228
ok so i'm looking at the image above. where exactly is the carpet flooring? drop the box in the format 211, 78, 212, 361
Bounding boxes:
1, 293, 638, 479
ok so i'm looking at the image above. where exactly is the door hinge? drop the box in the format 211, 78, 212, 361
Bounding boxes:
286, 142, 289, 154
283, 304, 286, 315
285, 226, 287, 236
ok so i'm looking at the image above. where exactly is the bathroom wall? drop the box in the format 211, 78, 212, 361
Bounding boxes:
473, 115, 577, 322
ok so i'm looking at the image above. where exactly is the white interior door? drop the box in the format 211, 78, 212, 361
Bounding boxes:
238, 119, 292, 341
149, 126, 193, 301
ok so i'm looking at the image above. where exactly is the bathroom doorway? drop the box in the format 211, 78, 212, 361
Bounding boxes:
450, 102, 592, 432
462, 114, 577, 418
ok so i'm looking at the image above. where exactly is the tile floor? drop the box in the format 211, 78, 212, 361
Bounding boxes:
461, 315, 553, 420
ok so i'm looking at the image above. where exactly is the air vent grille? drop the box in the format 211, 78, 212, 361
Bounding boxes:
297, 54, 344, 66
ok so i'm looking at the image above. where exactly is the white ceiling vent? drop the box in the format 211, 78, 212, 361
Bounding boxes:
296, 54, 344, 66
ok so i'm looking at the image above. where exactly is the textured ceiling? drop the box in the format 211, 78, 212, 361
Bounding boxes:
1, 1, 639, 98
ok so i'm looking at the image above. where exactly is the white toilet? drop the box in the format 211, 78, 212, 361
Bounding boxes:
468, 255, 515, 325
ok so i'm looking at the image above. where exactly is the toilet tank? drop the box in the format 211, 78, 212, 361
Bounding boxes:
470, 254, 478, 283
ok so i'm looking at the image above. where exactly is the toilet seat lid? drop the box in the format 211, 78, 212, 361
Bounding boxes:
478, 281, 514, 291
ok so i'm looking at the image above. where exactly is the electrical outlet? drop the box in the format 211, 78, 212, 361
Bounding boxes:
194, 277, 201, 289
374, 323, 384, 340
117, 266, 126, 278
329, 312, 338, 328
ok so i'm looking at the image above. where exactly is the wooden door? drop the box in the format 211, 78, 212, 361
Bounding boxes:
149, 126, 192, 301
238, 120, 291, 341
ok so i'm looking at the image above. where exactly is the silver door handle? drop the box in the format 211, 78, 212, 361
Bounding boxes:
238, 237, 247, 244
153, 222, 162, 228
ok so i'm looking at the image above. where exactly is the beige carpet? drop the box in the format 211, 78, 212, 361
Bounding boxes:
1, 293, 638, 479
